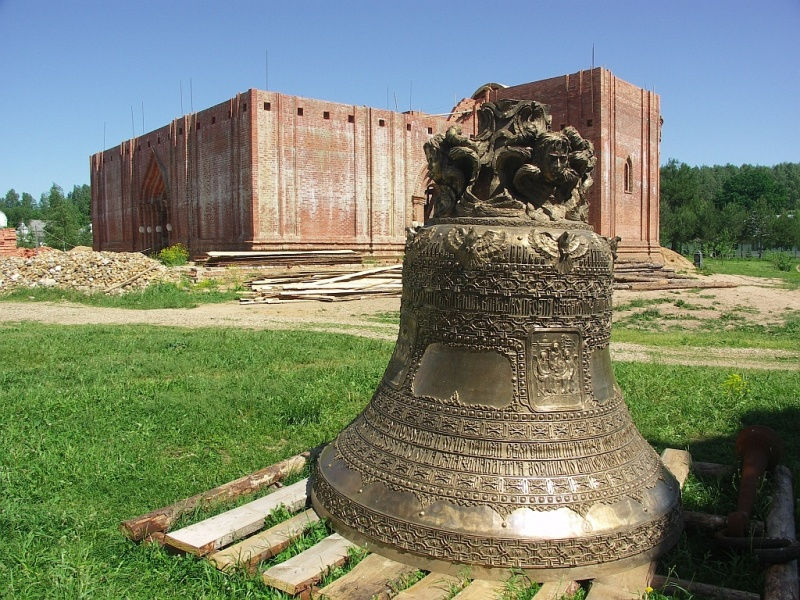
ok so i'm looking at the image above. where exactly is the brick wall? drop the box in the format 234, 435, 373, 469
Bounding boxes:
0, 228, 17, 256
91, 70, 661, 261
91, 92, 255, 256
92, 91, 446, 256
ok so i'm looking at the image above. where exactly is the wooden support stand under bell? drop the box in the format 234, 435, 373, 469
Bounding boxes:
312, 99, 682, 581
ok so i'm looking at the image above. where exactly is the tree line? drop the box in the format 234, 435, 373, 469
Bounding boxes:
660, 160, 800, 257
1, 184, 92, 249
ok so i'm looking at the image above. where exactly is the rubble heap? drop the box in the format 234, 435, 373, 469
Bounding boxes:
0, 247, 168, 294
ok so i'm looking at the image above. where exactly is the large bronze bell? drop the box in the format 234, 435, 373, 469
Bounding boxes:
312, 99, 682, 580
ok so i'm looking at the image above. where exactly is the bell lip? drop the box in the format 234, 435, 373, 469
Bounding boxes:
311, 488, 682, 582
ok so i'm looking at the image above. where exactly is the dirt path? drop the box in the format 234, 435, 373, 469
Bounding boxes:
1, 274, 798, 370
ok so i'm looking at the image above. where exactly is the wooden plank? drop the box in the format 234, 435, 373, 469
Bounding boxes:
298, 264, 401, 288
209, 508, 319, 573
120, 451, 311, 541
764, 464, 799, 600
586, 562, 655, 600
207, 250, 357, 257
393, 573, 462, 599
535, 580, 581, 600
314, 552, 417, 600
683, 510, 764, 535
661, 448, 692, 487
693, 460, 734, 478
652, 574, 759, 600
451, 578, 506, 599
163, 478, 309, 555
261, 533, 356, 595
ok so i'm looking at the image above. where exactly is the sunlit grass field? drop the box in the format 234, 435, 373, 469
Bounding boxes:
1, 323, 798, 598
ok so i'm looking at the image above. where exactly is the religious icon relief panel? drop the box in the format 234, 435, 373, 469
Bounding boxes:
526, 330, 584, 411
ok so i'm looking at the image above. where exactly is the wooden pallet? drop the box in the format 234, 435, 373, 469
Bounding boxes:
121, 449, 777, 600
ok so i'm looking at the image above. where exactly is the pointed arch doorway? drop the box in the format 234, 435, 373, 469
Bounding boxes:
139, 154, 171, 253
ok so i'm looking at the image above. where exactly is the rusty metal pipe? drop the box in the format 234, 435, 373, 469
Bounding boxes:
725, 425, 783, 537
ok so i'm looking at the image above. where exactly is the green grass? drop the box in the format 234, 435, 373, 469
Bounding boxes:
0, 280, 242, 309
702, 257, 800, 288
2, 323, 798, 597
0, 324, 388, 599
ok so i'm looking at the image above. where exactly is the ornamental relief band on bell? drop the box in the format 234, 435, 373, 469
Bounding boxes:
311, 99, 682, 579
313, 474, 682, 570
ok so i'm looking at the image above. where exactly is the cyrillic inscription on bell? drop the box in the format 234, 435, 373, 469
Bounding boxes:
312, 99, 682, 580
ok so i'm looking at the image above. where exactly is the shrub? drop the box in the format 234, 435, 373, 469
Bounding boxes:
766, 251, 794, 272
157, 243, 189, 266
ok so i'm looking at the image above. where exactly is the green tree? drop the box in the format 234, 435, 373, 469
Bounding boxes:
42, 184, 91, 250
67, 184, 91, 227
743, 198, 775, 258
715, 165, 788, 212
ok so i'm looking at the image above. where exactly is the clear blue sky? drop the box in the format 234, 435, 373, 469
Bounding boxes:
1, 0, 798, 201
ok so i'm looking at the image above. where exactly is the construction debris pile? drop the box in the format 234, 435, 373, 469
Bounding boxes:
239, 264, 402, 303
0, 247, 168, 294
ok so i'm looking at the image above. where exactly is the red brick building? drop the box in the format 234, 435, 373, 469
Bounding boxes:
91, 68, 662, 261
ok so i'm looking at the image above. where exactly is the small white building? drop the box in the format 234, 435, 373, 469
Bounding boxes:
0, 210, 7, 228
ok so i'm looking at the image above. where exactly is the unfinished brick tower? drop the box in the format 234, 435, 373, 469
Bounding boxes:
451, 68, 662, 263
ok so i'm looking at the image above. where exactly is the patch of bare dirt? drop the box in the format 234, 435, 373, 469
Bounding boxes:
613, 274, 800, 329
2, 274, 798, 370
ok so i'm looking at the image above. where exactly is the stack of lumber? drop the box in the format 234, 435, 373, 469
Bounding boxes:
0, 228, 17, 256
121, 449, 768, 600
204, 250, 363, 267
239, 264, 402, 303
613, 260, 734, 291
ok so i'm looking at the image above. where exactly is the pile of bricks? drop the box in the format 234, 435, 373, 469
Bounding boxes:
0, 228, 17, 256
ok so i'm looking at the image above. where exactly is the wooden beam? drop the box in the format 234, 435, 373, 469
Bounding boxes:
652, 574, 759, 600
163, 478, 309, 555
536, 580, 582, 599
764, 465, 799, 600
450, 579, 506, 599
393, 573, 463, 599
209, 508, 319, 572
693, 461, 734, 479
120, 451, 311, 541
261, 533, 356, 595
661, 448, 692, 487
587, 562, 655, 600
314, 553, 417, 600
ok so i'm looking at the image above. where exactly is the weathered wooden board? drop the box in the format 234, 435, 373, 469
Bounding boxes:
652, 574, 760, 600
764, 464, 799, 600
393, 573, 462, 599
586, 562, 655, 600
535, 580, 582, 599
314, 552, 417, 600
450, 578, 506, 599
120, 451, 310, 541
163, 478, 309, 555
261, 533, 356, 595
209, 508, 319, 572
661, 448, 692, 487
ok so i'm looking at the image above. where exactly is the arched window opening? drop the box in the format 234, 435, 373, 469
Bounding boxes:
624, 157, 633, 193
